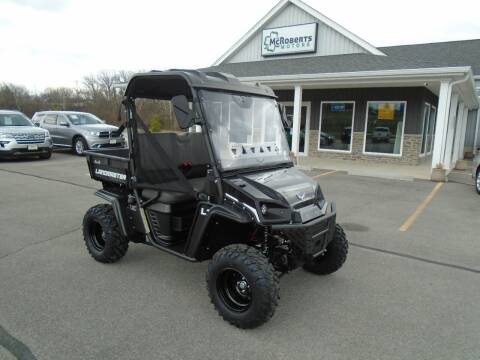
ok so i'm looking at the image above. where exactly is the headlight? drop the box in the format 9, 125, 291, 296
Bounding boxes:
89, 131, 100, 136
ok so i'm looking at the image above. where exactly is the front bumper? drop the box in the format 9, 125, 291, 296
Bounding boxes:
0, 139, 53, 158
271, 202, 336, 261
85, 136, 126, 149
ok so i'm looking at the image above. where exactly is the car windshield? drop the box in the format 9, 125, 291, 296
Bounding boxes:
200, 90, 291, 171
0, 113, 32, 126
66, 113, 102, 125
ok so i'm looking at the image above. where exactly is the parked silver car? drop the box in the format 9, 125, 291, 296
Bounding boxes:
473, 151, 480, 194
0, 110, 53, 159
32, 111, 125, 156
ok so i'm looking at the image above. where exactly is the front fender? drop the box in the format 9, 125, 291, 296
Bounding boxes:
185, 202, 253, 259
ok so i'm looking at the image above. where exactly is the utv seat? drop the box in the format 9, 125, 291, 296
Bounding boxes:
140, 178, 207, 205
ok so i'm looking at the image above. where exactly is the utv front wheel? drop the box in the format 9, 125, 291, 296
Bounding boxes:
206, 244, 279, 329
82, 204, 128, 263
303, 224, 348, 275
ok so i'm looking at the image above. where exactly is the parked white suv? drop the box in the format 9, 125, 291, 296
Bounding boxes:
0, 110, 53, 159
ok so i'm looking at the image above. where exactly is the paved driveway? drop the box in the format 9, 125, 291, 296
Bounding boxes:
0, 152, 478, 360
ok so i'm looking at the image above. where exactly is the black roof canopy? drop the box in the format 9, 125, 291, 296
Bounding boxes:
124, 70, 276, 100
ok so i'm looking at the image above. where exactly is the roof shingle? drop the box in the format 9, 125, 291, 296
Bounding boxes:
202, 39, 480, 77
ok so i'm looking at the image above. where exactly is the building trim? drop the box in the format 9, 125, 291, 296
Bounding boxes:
362, 100, 408, 158
213, 0, 385, 66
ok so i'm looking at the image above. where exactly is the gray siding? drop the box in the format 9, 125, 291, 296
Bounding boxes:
275, 87, 437, 135
226, 3, 366, 64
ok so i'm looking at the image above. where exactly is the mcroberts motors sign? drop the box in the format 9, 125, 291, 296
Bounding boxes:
262, 23, 317, 57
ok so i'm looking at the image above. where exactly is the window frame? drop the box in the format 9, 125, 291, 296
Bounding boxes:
419, 102, 431, 158
317, 100, 356, 153
362, 100, 407, 158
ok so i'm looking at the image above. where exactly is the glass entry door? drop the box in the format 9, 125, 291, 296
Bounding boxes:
282, 102, 310, 155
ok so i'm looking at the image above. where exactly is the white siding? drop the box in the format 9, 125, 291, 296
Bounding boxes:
227, 3, 366, 64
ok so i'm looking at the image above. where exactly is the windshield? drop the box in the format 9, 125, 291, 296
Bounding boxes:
200, 90, 291, 171
66, 113, 102, 125
0, 113, 32, 126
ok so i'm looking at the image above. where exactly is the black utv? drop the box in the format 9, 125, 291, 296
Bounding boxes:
82, 70, 348, 328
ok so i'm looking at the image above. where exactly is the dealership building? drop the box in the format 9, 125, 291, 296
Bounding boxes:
204, 0, 480, 180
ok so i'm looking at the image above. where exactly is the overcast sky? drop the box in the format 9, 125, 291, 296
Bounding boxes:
1, 0, 479, 91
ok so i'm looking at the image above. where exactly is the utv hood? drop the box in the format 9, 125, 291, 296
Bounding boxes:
242, 167, 318, 208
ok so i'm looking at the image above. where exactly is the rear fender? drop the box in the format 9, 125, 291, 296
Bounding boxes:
95, 189, 129, 237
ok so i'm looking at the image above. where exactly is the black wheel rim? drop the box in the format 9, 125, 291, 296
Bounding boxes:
89, 221, 106, 252
216, 268, 251, 313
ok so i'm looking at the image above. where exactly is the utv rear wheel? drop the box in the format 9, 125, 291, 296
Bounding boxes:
83, 204, 128, 263
206, 244, 279, 329
303, 224, 348, 275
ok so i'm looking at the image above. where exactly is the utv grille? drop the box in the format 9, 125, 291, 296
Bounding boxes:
13, 133, 45, 144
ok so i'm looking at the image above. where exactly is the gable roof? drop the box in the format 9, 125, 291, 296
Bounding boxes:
213, 0, 385, 66
203, 39, 480, 77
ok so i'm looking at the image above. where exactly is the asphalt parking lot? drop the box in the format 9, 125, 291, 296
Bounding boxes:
1, 152, 479, 360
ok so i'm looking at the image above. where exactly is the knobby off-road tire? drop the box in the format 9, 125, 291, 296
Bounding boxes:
206, 244, 280, 329
83, 204, 128, 263
303, 224, 348, 275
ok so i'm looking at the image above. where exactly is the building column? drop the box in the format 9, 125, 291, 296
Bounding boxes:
443, 94, 459, 170
457, 106, 469, 160
474, 109, 480, 154
451, 102, 465, 165
291, 85, 303, 155
432, 81, 453, 170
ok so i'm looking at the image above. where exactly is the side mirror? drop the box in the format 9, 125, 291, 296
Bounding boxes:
278, 103, 292, 128
59, 121, 70, 127
172, 95, 194, 129
34, 122, 40, 127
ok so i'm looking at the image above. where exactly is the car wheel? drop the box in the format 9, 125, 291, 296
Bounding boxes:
83, 204, 129, 263
73, 137, 88, 156
303, 224, 348, 275
476, 169, 480, 195
206, 244, 279, 329
39, 150, 52, 160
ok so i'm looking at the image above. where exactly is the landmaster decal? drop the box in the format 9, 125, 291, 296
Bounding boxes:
95, 168, 127, 181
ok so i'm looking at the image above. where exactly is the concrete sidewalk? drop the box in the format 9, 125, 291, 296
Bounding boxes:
297, 157, 432, 181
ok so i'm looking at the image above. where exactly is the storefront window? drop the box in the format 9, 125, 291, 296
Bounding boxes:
364, 101, 406, 155
319, 102, 355, 151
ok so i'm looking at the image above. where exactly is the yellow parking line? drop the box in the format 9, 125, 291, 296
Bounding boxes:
312, 170, 339, 179
399, 182, 444, 232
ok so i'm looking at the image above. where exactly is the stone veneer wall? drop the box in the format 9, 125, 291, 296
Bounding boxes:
307, 131, 422, 165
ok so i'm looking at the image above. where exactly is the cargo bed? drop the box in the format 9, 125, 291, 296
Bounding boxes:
85, 148, 130, 185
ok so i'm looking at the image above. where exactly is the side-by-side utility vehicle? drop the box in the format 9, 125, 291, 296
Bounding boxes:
82, 70, 348, 328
